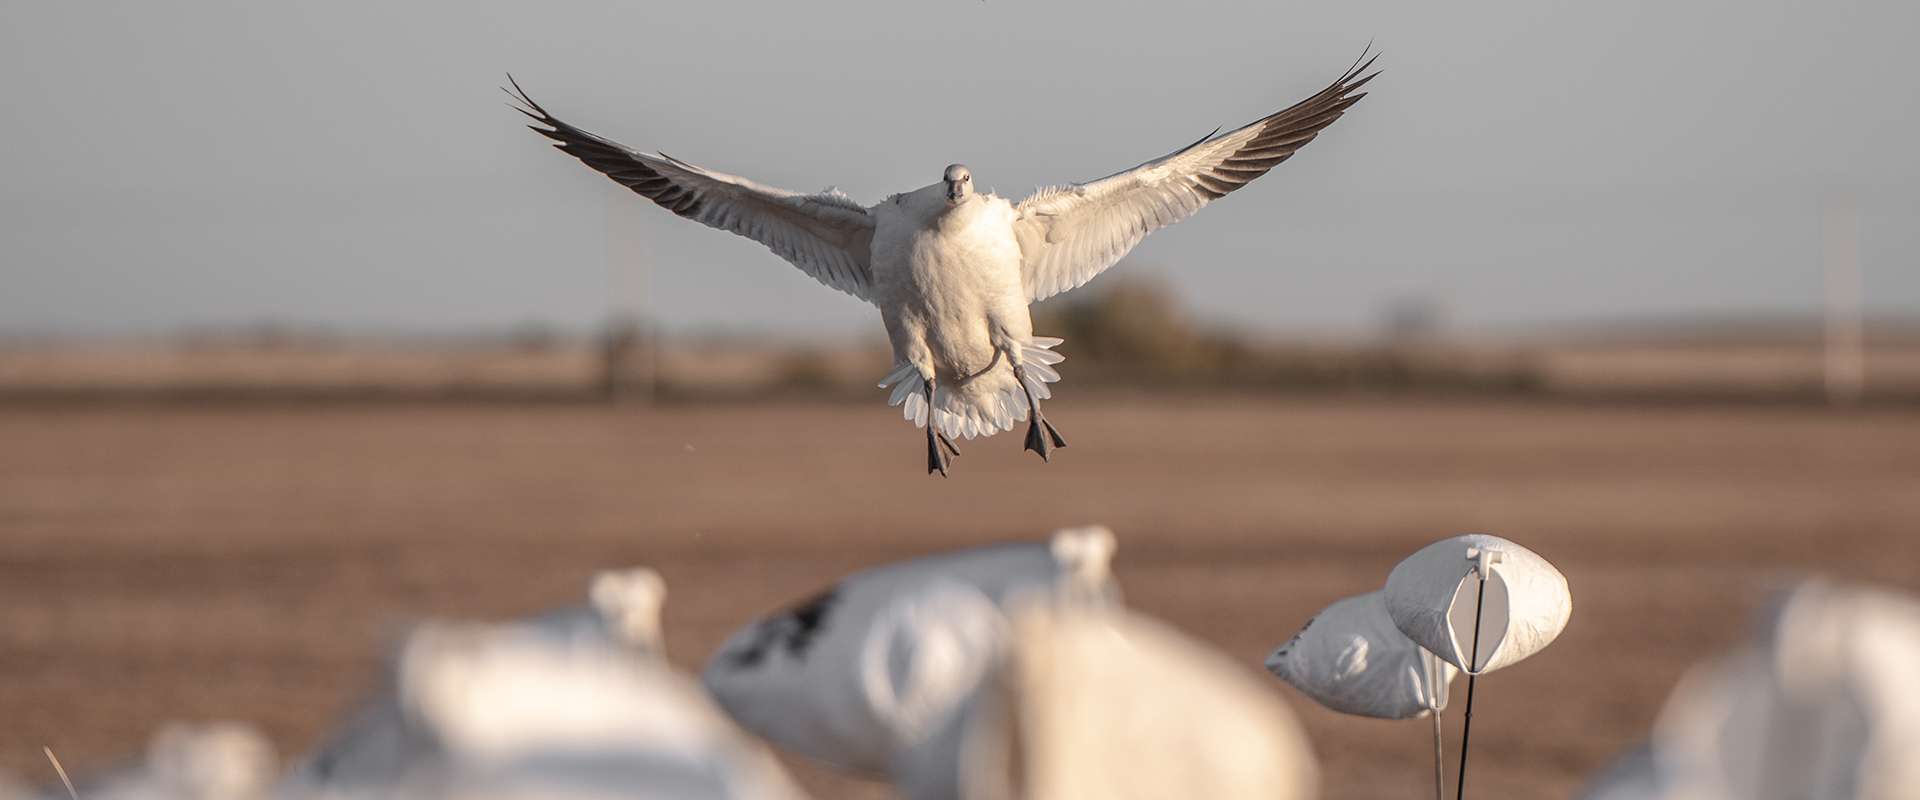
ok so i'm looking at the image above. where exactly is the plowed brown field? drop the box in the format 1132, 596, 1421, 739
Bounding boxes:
3, 398, 1916, 798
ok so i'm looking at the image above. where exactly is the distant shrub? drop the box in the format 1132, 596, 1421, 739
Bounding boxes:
1032, 276, 1255, 383
771, 349, 840, 393
1032, 274, 1541, 393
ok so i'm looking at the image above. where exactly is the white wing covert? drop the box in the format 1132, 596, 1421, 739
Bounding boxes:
1013, 52, 1379, 302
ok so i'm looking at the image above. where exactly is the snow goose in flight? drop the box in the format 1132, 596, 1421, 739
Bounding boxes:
509, 51, 1377, 475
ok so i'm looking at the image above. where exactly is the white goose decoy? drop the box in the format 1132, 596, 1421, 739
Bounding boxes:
701, 527, 1120, 778
1266, 590, 1456, 720
390, 622, 811, 800
508, 52, 1377, 474
524, 567, 670, 656
1382, 534, 1570, 799
45, 722, 277, 800
1580, 580, 1920, 800
897, 603, 1319, 800
1266, 590, 1457, 800
1382, 534, 1572, 676
283, 613, 808, 800
284, 567, 673, 796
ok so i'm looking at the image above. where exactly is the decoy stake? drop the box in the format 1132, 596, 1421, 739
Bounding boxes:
1454, 548, 1502, 800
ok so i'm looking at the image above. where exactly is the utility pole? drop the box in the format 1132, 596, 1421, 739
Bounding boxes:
1822, 195, 1863, 406
604, 194, 657, 404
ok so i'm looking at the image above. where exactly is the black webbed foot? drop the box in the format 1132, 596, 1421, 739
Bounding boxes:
1013, 362, 1064, 464
1024, 416, 1055, 462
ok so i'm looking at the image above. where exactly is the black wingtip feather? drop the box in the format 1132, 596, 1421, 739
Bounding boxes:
1342, 44, 1380, 82
1346, 68, 1382, 95
504, 73, 536, 107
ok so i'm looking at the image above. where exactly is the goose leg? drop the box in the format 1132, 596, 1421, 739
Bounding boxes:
925, 379, 951, 477
1013, 364, 1067, 462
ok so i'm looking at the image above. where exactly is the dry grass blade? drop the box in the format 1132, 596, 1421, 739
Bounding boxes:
43, 746, 79, 800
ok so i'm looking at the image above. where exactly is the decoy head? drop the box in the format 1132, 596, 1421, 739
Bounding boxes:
943, 163, 973, 205
590, 566, 667, 654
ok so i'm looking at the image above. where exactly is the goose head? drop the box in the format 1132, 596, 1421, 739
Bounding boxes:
943, 163, 973, 206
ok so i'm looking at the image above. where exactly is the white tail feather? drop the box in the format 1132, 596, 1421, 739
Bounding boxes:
889, 380, 916, 406
878, 362, 918, 389
881, 338, 1066, 439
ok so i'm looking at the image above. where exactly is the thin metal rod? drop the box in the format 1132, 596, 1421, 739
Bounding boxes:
1455, 572, 1488, 800
1431, 708, 1446, 800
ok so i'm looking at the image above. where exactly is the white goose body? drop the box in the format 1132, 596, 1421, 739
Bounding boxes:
871, 182, 1060, 441
509, 50, 1376, 473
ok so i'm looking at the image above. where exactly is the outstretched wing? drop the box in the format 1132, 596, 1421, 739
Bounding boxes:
1012, 51, 1379, 302
508, 78, 879, 302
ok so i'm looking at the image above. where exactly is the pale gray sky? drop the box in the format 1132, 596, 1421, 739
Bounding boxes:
3, 0, 1915, 337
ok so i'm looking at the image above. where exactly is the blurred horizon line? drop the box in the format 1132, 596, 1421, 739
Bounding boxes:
8, 308, 1920, 348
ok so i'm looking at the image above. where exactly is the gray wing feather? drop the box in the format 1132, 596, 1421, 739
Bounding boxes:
508, 78, 878, 302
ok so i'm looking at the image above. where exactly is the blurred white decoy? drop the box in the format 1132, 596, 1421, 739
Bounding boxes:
405, 623, 809, 800
286, 618, 808, 800
1266, 590, 1455, 719
1581, 580, 1920, 800
45, 722, 276, 800
1764, 581, 1920, 797
1383, 534, 1571, 676
897, 602, 1318, 800
1579, 647, 1848, 800
284, 567, 702, 798
702, 527, 1119, 778
508, 52, 1377, 475
523, 567, 670, 656
1579, 743, 1661, 800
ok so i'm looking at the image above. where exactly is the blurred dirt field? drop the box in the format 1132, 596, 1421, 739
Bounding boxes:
2, 397, 1917, 798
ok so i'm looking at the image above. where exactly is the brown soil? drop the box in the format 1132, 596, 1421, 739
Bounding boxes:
2, 398, 1916, 798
